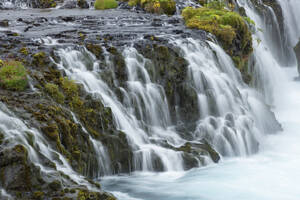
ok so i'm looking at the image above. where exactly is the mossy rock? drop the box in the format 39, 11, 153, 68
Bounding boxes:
77, 0, 89, 8
32, 0, 57, 8
45, 83, 65, 104
86, 43, 103, 59
94, 0, 118, 10
32, 52, 49, 67
182, 5, 253, 83
0, 60, 28, 91
129, 0, 176, 15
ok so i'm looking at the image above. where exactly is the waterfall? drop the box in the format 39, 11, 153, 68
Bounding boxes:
0, 0, 30, 8
0, 102, 97, 191
277, 0, 300, 46
174, 38, 280, 156
50, 30, 281, 174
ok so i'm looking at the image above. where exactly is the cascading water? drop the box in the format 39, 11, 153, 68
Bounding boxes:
99, 1, 300, 200
277, 0, 300, 47
1, 0, 300, 198
0, 102, 99, 197
174, 38, 280, 157
54, 47, 186, 172
51, 31, 281, 178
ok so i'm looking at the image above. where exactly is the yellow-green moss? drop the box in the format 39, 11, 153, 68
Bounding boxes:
182, 6, 252, 51
45, 83, 65, 104
33, 52, 47, 67
33, 191, 44, 200
42, 124, 59, 140
129, 0, 176, 15
94, 0, 118, 10
0, 59, 4, 67
19, 47, 29, 55
182, 5, 253, 82
60, 77, 79, 98
0, 60, 28, 91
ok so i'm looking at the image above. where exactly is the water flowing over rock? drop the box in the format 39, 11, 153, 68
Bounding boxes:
0, 0, 297, 198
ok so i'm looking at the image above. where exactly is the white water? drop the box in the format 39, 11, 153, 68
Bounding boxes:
98, 1, 300, 199
101, 66, 300, 200
0, 103, 97, 192
1, 0, 299, 199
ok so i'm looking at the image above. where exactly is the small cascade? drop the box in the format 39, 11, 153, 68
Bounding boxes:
55, 47, 186, 172
52, 33, 281, 172
236, 0, 296, 67
0, 102, 97, 196
277, 0, 300, 47
0, 0, 29, 9
174, 38, 280, 157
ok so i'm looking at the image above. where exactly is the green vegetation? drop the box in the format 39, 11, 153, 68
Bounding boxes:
182, 6, 252, 51
128, 0, 176, 15
45, 83, 65, 104
94, 0, 118, 10
205, 0, 225, 9
60, 77, 78, 98
0, 60, 28, 91
182, 2, 253, 83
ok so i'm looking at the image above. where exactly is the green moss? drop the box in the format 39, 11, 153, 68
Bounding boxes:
49, 180, 62, 191
19, 47, 29, 55
38, 0, 57, 8
42, 124, 59, 140
182, 6, 251, 49
33, 52, 47, 67
60, 77, 79, 99
45, 83, 65, 104
0, 60, 28, 91
182, 5, 253, 82
205, 0, 225, 9
129, 0, 176, 15
94, 0, 118, 10
69, 96, 84, 111
33, 191, 44, 200
85, 43, 103, 59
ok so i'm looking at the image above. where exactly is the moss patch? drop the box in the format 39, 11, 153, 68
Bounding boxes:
94, 0, 118, 10
129, 0, 176, 15
182, 4, 253, 83
0, 60, 28, 91
45, 83, 65, 104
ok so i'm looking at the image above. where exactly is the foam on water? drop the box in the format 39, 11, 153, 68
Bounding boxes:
101, 66, 300, 200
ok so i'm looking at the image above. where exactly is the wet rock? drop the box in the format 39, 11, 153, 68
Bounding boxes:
59, 16, 76, 22
0, 19, 9, 27
61, 0, 77, 9
77, 0, 89, 8
294, 40, 300, 76
32, 0, 58, 8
